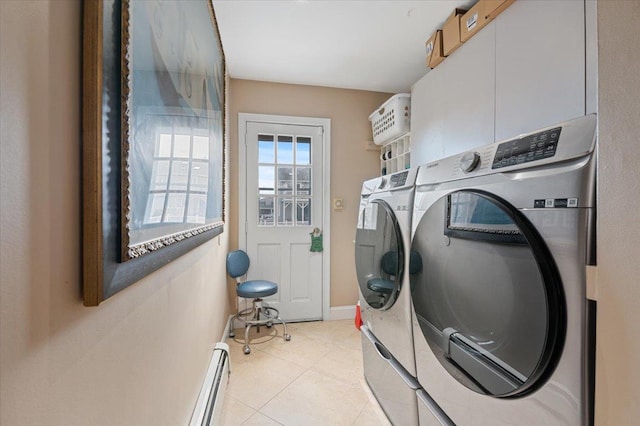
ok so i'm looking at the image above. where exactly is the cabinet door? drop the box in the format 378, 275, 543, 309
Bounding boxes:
442, 21, 496, 157
411, 22, 496, 165
495, 0, 585, 141
411, 67, 445, 166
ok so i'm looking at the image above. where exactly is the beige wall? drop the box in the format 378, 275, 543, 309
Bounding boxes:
0, 2, 231, 425
595, 1, 640, 424
228, 79, 390, 308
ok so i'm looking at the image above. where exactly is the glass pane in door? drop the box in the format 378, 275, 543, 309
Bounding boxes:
258, 196, 275, 226
259, 166, 275, 194
296, 167, 311, 195
258, 134, 275, 163
296, 198, 311, 226
277, 135, 294, 164
296, 136, 311, 164
277, 197, 294, 226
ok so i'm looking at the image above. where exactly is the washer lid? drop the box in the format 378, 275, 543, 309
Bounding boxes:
410, 190, 565, 397
355, 199, 405, 311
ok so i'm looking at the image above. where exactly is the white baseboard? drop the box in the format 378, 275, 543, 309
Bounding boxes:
329, 305, 356, 321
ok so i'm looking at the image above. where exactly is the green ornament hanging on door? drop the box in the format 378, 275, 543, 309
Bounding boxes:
310, 228, 323, 252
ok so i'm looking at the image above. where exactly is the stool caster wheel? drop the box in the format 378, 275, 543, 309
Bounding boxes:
229, 331, 235, 338
284, 334, 291, 341
266, 322, 273, 328
243, 345, 251, 355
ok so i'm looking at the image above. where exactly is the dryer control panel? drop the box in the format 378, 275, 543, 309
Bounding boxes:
492, 127, 561, 169
416, 114, 596, 186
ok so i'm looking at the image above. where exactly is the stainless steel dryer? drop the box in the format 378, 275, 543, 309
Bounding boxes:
355, 168, 420, 426
410, 115, 597, 425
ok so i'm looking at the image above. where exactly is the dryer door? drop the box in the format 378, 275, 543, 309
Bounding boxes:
411, 190, 565, 397
355, 199, 404, 310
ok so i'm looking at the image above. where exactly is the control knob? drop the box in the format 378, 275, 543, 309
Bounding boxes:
378, 177, 387, 189
460, 151, 480, 173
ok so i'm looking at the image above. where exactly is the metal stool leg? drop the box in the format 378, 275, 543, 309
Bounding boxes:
243, 323, 252, 354
229, 314, 236, 338
264, 306, 291, 342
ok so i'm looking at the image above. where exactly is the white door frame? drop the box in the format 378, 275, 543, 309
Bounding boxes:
238, 113, 331, 321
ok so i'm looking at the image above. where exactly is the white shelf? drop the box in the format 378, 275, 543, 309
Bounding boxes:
380, 133, 410, 175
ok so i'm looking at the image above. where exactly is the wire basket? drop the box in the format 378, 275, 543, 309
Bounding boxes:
369, 93, 411, 145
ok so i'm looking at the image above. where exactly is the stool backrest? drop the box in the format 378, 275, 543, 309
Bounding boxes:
227, 250, 250, 279
380, 251, 399, 277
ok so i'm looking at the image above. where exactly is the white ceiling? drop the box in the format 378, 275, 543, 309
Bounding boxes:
213, 0, 474, 94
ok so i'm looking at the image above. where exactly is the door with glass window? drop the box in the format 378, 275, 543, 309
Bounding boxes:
245, 121, 324, 321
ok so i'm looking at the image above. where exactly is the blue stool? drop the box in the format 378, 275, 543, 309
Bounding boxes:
226, 250, 291, 354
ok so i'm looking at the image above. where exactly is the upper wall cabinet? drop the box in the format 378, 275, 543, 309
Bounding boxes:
495, 0, 585, 141
411, 0, 594, 166
442, 22, 496, 158
412, 22, 496, 165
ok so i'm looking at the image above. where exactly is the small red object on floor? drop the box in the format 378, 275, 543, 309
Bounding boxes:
355, 301, 363, 330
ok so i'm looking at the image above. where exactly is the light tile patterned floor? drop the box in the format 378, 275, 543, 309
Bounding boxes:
220, 320, 391, 426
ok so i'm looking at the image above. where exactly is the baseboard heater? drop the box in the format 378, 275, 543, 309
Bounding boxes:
189, 343, 230, 426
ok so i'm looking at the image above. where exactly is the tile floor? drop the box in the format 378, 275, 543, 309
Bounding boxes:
220, 319, 391, 426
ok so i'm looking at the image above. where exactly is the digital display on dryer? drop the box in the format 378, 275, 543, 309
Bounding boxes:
492, 127, 561, 169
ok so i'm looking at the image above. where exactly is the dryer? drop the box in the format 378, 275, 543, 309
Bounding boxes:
410, 114, 597, 425
355, 168, 420, 425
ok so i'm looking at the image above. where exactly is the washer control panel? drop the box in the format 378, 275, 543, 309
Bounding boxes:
492, 127, 561, 169
389, 170, 409, 188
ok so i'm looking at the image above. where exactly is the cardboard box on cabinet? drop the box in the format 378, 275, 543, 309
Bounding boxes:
461, 0, 515, 42
442, 8, 467, 56
484, 0, 515, 20
425, 30, 445, 69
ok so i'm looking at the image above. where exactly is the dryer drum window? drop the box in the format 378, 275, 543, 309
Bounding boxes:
410, 190, 566, 397
355, 199, 404, 311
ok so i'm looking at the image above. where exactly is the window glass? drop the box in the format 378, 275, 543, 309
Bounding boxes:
296, 136, 311, 165
277, 135, 294, 164
258, 134, 275, 163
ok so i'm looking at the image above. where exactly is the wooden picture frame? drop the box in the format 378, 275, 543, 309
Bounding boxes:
82, 0, 225, 306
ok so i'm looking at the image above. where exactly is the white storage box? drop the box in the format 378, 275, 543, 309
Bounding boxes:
369, 93, 411, 145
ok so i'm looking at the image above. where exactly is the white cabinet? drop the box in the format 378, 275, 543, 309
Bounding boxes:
442, 21, 495, 158
411, 22, 495, 166
411, 65, 444, 166
411, 1, 589, 164
495, 0, 586, 141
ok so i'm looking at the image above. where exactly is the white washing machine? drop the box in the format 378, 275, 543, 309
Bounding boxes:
355, 168, 420, 425
410, 114, 597, 425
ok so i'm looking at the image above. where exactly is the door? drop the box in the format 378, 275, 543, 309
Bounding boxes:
355, 199, 404, 310
410, 190, 565, 397
244, 120, 324, 321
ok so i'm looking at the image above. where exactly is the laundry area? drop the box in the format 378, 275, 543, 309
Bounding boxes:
1, 1, 640, 426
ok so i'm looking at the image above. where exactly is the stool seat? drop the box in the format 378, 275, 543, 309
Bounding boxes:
237, 280, 278, 298
367, 278, 394, 294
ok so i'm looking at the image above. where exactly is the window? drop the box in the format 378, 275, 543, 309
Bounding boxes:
258, 134, 312, 226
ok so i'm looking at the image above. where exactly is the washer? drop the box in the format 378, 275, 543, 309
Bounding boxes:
410, 114, 597, 425
355, 168, 420, 425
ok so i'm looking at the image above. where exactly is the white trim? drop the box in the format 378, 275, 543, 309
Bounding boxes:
329, 305, 356, 321
221, 314, 234, 343
237, 113, 332, 321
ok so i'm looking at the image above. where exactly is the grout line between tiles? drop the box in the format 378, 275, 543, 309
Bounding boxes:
225, 321, 369, 425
